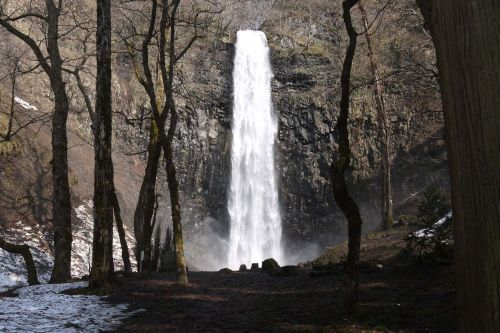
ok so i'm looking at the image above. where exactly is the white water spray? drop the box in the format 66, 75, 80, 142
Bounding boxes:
228, 30, 282, 269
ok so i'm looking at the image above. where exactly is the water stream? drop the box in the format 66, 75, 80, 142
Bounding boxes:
228, 30, 282, 269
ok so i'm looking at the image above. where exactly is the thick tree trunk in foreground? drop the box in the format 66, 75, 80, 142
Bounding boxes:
112, 191, 132, 273
0, 237, 39, 285
90, 0, 114, 288
330, 0, 362, 316
358, 2, 393, 229
417, 1, 500, 331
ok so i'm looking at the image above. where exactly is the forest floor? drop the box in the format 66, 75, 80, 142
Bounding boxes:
104, 226, 456, 333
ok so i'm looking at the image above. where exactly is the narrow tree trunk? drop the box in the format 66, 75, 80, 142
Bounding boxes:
0, 237, 39, 286
162, 0, 188, 286
111, 190, 131, 274
330, 0, 362, 316
90, 0, 114, 288
152, 222, 161, 272
4, 67, 16, 140
358, 2, 393, 229
46, 0, 72, 284
133, 122, 161, 272
417, 1, 500, 331
161, 132, 188, 285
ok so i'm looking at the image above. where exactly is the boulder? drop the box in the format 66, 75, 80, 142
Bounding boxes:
238, 264, 247, 272
219, 268, 233, 274
262, 258, 280, 273
250, 263, 259, 271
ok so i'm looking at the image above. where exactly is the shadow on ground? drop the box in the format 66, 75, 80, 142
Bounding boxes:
107, 235, 455, 333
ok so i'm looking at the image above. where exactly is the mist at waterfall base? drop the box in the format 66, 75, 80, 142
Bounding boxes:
187, 31, 321, 272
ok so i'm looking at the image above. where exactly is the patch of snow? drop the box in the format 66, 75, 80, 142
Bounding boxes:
0, 282, 141, 332
73, 200, 137, 277
0, 200, 136, 292
0, 273, 26, 292
413, 211, 453, 238
0, 222, 53, 292
14, 96, 38, 111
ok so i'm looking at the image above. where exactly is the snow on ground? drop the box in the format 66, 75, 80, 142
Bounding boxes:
0, 273, 26, 293
0, 221, 53, 292
14, 96, 38, 111
0, 282, 141, 333
0, 200, 136, 292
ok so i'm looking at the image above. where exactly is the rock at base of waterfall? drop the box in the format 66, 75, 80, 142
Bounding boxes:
262, 258, 280, 273
277, 265, 299, 276
238, 264, 247, 272
218, 268, 233, 274
297, 262, 313, 268
250, 263, 259, 271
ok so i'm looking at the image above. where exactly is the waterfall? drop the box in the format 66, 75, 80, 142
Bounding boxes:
228, 30, 282, 269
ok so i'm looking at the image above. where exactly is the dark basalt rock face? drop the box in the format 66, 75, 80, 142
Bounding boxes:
109, 1, 449, 268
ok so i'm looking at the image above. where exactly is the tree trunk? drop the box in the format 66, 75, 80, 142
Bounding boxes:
330, 0, 362, 316
152, 221, 161, 272
133, 122, 161, 272
0, 1, 73, 283
161, 131, 188, 285
90, 0, 114, 288
4, 66, 16, 140
46, 0, 72, 284
0, 237, 39, 286
161, 0, 188, 286
112, 190, 132, 274
358, 2, 393, 229
417, 1, 500, 331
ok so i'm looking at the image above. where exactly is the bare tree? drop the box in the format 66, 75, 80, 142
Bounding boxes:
0, 0, 73, 283
358, 1, 393, 229
417, 1, 500, 331
330, 0, 363, 315
118, 0, 222, 284
62, 27, 132, 276
89, 0, 115, 288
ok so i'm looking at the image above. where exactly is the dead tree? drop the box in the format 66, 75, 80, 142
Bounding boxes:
0, 236, 39, 286
0, 1, 73, 283
417, 1, 500, 331
330, 0, 363, 316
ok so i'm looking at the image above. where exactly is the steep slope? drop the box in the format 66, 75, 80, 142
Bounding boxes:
0, 94, 141, 289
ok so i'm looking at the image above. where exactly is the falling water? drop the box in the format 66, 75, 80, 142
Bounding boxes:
228, 30, 282, 269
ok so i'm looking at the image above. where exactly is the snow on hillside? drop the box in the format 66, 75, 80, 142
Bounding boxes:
14, 96, 38, 111
0, 200, 136, 292
73, 200, 137, 277
0, 282, 142, 332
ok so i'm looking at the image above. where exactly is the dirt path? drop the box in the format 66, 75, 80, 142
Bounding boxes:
107, 263, 455, 333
